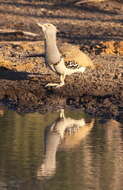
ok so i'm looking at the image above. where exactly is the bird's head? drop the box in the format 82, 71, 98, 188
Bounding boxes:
37, 23, 58, 39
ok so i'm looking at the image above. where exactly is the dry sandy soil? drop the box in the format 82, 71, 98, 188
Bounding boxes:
0, 0, 123, 118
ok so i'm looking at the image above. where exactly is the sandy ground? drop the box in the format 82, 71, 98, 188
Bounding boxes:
0, 0, 123, 118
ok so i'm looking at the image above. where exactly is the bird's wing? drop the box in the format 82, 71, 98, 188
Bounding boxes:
59, 43, 95, 69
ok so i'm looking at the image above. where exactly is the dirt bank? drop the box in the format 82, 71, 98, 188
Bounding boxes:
0, 0, 123, 118
0, 59, 123, 119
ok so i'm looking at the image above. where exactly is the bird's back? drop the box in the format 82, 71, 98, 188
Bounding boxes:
59, 43, 95, 69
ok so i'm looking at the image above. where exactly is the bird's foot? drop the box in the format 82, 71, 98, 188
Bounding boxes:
55, 83, 64, 88
45, 83, 59, 88
45, 83, 64, 88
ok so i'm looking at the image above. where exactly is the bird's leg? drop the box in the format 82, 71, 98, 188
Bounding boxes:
59, 109, 65, 119
55, 74, 65, 88
45, 74, 65, 88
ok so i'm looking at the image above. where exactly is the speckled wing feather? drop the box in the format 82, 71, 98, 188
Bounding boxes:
59, 43, 95, 69
59, 119, 95, 149
64, 60, 81, 69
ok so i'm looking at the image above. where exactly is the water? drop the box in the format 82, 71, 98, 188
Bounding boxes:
0, 105, 123, 190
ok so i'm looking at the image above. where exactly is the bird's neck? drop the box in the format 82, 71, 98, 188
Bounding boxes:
45, 34, 61, 64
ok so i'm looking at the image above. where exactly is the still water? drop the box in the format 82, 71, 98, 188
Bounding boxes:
0, 105, 123, 190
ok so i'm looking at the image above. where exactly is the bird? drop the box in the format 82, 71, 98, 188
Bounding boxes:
37, 109, 94, 178
37, 23, 94, 88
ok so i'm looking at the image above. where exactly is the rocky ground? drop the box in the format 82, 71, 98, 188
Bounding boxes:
0, 0, 123, 119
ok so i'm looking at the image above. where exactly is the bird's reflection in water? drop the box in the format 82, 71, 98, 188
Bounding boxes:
37, 109, 94, 179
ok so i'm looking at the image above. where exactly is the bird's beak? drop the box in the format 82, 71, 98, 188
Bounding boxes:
37, 23, 46, 31
37, 23, 43, 27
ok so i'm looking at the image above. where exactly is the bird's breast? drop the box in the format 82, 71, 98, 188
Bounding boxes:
53, 58, 67, 75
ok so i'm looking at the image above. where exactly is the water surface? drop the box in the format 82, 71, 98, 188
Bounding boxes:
0, 105, 123, 190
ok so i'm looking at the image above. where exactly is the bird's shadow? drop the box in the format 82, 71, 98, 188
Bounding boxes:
0, 66, 44, 80
0, 67, 29, 80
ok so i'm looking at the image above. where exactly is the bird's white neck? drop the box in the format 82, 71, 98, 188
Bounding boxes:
45, 34, 61, 64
